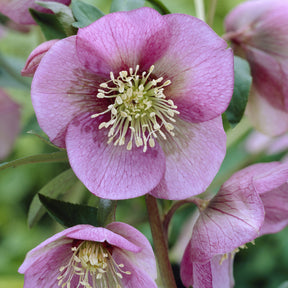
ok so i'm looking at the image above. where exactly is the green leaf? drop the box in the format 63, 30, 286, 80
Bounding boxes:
30, 8, 67, 40
110, 0, 145, 12
0, 151, 68, 172
71, 0, 104, 28
225, 56, 252, 128
28, 169, 79, 227
146, 0, 171, 14
97, 199, 117, 226
39, 194, 99, 227
26, 130, 65, 150
36, 1, 77, 36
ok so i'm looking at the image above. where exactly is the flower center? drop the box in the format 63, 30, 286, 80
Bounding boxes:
91, 65, 179, 152
57, 241, 131, 288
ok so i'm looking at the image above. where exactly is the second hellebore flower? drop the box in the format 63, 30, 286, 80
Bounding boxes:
18, 223, 158, 288
180, 161, 288, 288
224, 0, 288, 136
28, 7, 233, 200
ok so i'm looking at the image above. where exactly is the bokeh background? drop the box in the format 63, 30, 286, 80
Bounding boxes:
1, 0, 288, 287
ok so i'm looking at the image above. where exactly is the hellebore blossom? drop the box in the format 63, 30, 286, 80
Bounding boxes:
0, 89, 20, 160
27, 7, 233, 200
180, 161, 288, 288
224, 0, 288, 136
0, 0, 71, 25
18, 223, 157, 288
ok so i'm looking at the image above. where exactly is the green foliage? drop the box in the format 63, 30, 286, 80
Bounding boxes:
36, 1, 77, 36
110, 0, 145, 12
39, 194, 100, 227
225, 56, 252, 128
71, 0, 105, 28
28, 169, 79, 228
97, 199, 117, 226
29, 9, 67, 40
0, 151, 68, 172
146, 0, 171, 14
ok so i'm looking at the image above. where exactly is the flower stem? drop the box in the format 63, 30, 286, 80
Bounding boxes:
207, 0, 217, 27
145, 195, 177, 288
194, 0, 205, 22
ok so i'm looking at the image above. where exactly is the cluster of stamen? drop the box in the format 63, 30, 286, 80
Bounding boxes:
219, 241, 255, 265
57, 241, 131, 288
91, 65, 179, 152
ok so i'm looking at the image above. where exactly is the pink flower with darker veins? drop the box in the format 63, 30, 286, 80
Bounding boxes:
28, 7, 234, 200
0, 0, 71, 25
18, 223, 157, 288
224, 0, 288, 136
180, 161, 288, 288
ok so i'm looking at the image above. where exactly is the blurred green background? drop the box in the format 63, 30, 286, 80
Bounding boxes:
0, 0, 287, 287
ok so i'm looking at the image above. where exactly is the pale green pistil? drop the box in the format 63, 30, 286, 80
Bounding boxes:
91, 65, 179, 152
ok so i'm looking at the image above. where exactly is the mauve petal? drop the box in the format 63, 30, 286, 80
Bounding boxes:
225, 0, 288, 58
20, 240, 73, 288
107, 222, 157, 280
31, 36, 105, 147
65, 113, 166, 199
151, 116, 226, 200
76, 7, 170, 75
153, 14, 233, 123
22, 39, 59, 77
65, 225, 140, 253
0, 0, 71, 25
181, 240, 195, 287
246, 86, 288, 136
245, 48, 288, 112
0, 90, 20, 160
190, 180, 264, 263
260, 183, 288, 235
112, 249, 157, 288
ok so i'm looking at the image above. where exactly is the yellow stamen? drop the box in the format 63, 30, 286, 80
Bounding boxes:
57, 241, 131, 288
91, 65, 179, 152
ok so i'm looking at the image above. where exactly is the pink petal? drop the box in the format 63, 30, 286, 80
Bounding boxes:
0, 89, 20, 160
31, 36, 104, 147
76, 7, 170, 74
245, 48, 288, 112
107, 222, 157, 280
246, 86, 288, 136
0, 0, 71, 25
181, 247, 234, 288
190, 179, 264, 263
112, 249, 157, 288
260, 183, 288, 235
65, 113, 166, 199
22, 39, 59, 77
151, 116, 226, 200
154, 14, 234, 123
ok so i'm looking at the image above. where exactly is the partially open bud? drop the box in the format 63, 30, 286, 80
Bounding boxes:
22, 39, 59, 77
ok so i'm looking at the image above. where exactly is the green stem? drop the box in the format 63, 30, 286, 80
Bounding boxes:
147, 0, 171, 15
145, 195, 177, 288
194, 0, 205, 21
207, 0, 217, 27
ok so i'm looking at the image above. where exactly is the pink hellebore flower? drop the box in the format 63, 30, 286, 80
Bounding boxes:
180, 162, 288, 288
0, 0, 71, 25
224, 0, 288, 136
29, 7, 233, 200
0, 89, 20, 160
18, 223, 157, 288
